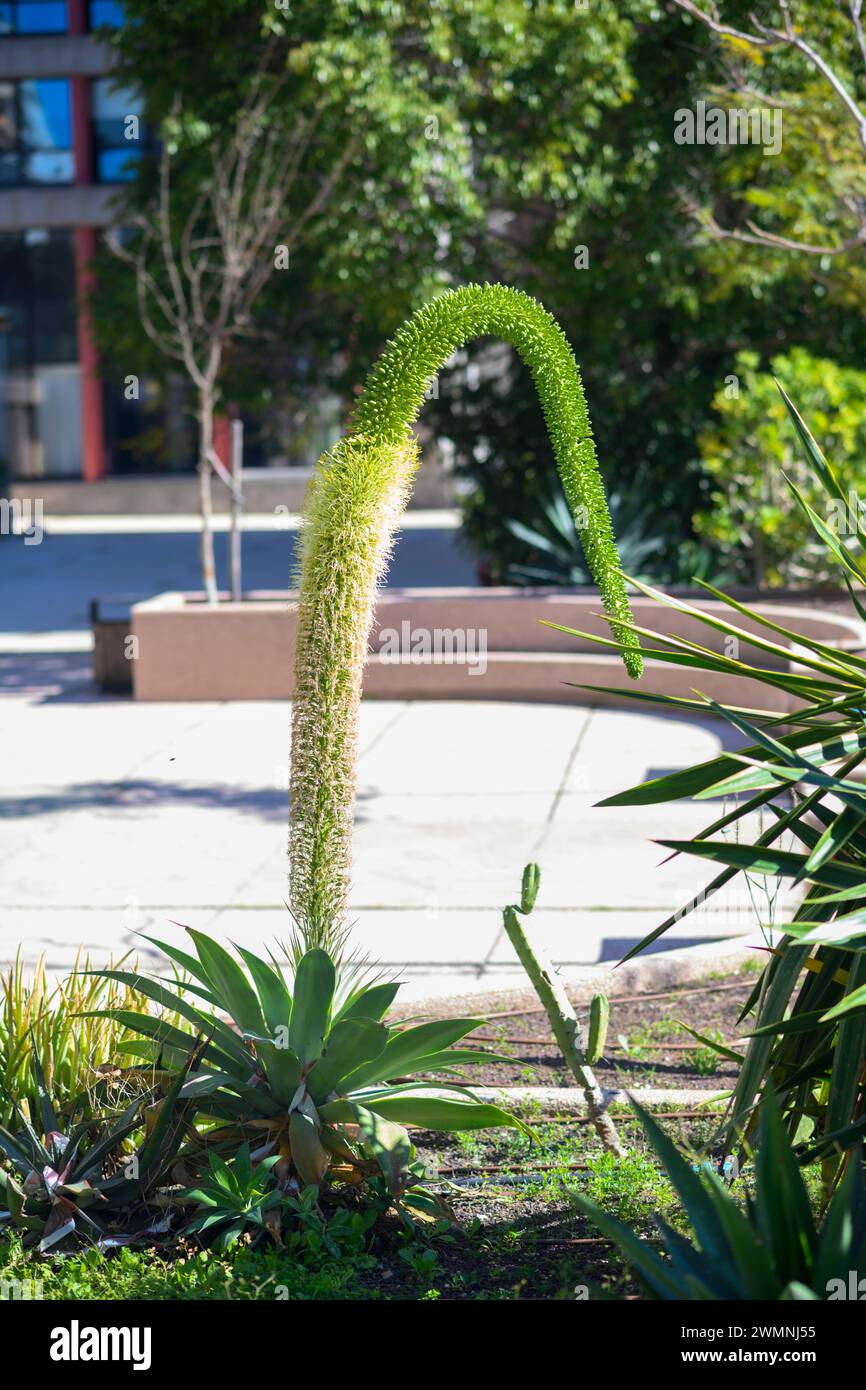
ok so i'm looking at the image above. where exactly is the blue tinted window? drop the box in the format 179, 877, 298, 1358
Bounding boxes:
89, 0, 124, 27
0, 2, 68, 32
92, 77, 146, 184
0, 79, 74, 185
21, 80, 71, 147
96, 145, 139, 181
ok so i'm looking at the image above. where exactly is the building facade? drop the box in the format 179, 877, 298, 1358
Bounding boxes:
0, 0, 152, 484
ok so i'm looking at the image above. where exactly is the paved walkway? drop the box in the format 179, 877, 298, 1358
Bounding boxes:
0, 668, 775, 999
0, 524, 778, 1001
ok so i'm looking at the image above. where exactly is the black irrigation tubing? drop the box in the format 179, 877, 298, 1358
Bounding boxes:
446, 978, 754, 1023
437, 1160, 591, 1175
532, 1109, 724, 1125
467, 1037, 738, 1051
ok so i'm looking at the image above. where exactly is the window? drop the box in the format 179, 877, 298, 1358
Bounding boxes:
0, 78, 73, 185
92, 77, 145, 182
0, 2, 68, 33
88, 1, 124, 29
0, 230, 81, 479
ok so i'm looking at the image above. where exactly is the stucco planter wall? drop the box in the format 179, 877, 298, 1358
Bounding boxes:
130, 587, 865, 706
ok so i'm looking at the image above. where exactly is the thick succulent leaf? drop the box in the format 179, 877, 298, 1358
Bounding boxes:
333, 981, 400, 1026
88, 969, 251, 1073
73, 1093, 148, 1181
353, 1105, 412, 1195
397, 1047, 515, 1073
235, 945, 292, 1036
827, 955, 866, 1137
306, 1019, 388, 1103
133, 1034, 209, 1186
674, 1022, 744, 1065
654, 1216, 738, 1299
655, 840, 866, 890
814, 1148, 866, 1287
139, 935, 217, 1000
79, 1009, 243, 1077
319, 1089, 531, 1136
339, 1019, 485, 1091
255, 1043, 302, 1108
289, 950, 336, 1064
187, 930, 265, 1037
821, 981, 866, 1022
0, 1121, 42, 1171
707, 1182, 778, 1299
288, 1110, 329, 1186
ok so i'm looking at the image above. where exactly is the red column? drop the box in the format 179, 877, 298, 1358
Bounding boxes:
74, 228, 106, 481
67, 0, 87, 36
70, 0, 106, 480
213, 413, 232, 471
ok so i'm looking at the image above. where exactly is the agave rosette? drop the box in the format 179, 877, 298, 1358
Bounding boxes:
87, 931, 528, 1208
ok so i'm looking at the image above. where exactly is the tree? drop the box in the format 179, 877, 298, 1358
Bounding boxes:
107, 49, 354, 599
673, 0, 866, 276
93, 1, 866, 587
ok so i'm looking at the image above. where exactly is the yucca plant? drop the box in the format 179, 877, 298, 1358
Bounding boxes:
90, 930, 529, 1216
552, 387, 866, 1165
290, 282, 642, 948
572, 1093, 866, 1300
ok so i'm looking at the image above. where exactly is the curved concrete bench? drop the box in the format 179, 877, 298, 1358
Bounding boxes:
131, 587, 865, 707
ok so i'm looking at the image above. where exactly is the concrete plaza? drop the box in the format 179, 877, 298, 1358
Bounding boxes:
0, 523, 777, 1000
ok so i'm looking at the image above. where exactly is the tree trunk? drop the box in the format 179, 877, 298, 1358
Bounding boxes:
230, 415, 243, 602
198, 385, 218, 603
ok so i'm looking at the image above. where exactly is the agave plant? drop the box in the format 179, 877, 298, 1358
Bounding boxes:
0, 1036, 201, 1251
553, 388, 866, 1163
572, 1093, 866, 1301
179, 1144, 285, 1252
506, 482, 664, 587
89, 930, 529, 1216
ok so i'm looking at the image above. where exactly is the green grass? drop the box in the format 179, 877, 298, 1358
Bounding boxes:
0, 1235, 380, 1301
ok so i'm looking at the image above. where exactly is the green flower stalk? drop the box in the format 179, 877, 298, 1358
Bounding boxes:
290, 283, 642, 942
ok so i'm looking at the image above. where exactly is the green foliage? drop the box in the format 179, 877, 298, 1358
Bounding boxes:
567, 388, 866, 1163
0, 951, 153, 1130
506, 481, 665, 587
92, 0, 866, 583
180, 1144, 284, 1251
291, 285, 642, 940
91, 932, 529, 1217
696, 349, 866, 586
0, 1036, 202, 1251
0, 1231, 379, 1300
573, 1096, 866, 1301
